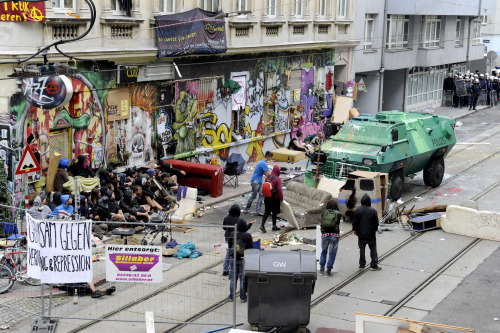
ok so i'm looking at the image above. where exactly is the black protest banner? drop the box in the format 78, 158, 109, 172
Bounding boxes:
26, 214, 93, 284
155, 8, 227, 58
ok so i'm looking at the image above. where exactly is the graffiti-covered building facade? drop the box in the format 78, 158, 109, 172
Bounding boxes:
0, 0, 357, 202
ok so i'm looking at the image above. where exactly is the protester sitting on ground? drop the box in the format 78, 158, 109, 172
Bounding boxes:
106, 190, 126, 222
68, 155, 95, 178
120, 189, 149, 222
50, 194, 74, 218
132, 184, 163, 213
92, 196, 111, 222
28, 193, 52, 219
287, 131, 310, 155
63, 282, 116, 299
54, 158, 70, 193
88, 188, 100, 214
107, 180, 123, 202
310, 131, 325, 148
48, 191, 62, 211
154, 173, 176, 206
98, 168, 111, 187
146, 168, 156, 179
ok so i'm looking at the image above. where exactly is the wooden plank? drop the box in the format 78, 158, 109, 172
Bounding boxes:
45, 152, 61, 193
145, 311, 155, 333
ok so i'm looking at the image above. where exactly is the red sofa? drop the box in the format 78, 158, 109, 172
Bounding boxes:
163, 159, 223, 198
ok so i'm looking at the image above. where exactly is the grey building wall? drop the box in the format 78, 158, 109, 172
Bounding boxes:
383, 69, 406, 111
354, 72, 381, 114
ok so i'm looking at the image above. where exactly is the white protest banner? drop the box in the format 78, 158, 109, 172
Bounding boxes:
106, 245, 162, 283
26, 213, 93, 284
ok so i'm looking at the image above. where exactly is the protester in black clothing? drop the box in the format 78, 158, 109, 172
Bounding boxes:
222, 204, 256, 276
287, 131, 308, 152
68, 155, 95, 178
106, 190, 125, 222
352, 194, 381, 271
92, 196, 111, 222
120, 189, 149, 222
48, 191, 62, 211
227, 219, 254, 303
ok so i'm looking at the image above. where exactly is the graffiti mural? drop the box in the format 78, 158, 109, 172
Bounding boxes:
174, 81, 198, 155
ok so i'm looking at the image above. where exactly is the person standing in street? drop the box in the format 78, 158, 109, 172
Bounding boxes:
245, 151, 273, 216
319, 199, 341, 277
222, 203, 256, 276
260, 164, 283, 233
352, 194, 381, 271
469, 79, 480, 111
227, 219, 255, 303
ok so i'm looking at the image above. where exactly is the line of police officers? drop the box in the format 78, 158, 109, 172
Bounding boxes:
443, 71, 500, 111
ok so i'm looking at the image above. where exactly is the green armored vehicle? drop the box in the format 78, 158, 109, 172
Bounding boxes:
305, 111, 456, 200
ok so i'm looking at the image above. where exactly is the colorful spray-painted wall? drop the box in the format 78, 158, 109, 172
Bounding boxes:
168, 49, 336, 164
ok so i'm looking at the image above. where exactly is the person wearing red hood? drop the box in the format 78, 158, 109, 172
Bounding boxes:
260, 164, 283, 233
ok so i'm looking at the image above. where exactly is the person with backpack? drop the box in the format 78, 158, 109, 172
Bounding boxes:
352, 194, 382, 271
222, 203, 256, 276
260, 164, 283, 233
244, 151, 273, 216
319, 199, 341, 277
227, 219, 254, 302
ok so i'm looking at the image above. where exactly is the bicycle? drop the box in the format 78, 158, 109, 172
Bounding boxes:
0, 245, 41, 294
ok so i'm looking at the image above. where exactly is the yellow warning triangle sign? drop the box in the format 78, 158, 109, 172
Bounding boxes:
15, 145, 41, 175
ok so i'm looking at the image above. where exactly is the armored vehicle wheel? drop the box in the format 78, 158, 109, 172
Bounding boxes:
389, 170, 404, 201
423, 156, 444, 187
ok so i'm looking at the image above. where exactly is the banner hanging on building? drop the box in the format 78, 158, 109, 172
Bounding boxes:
155, 8, 227, 58
0, 1, 45, 22
26, 214, 93, 284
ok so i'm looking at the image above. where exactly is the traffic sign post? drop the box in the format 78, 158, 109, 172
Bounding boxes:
16, 145, 42, 213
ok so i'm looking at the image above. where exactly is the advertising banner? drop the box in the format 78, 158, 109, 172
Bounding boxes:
156, 8, 227, 58
106, 245, 162, 283
0, 1, 45, 22
26, 214, 93, 284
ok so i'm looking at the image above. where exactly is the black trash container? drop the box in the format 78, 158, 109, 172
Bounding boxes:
244, 249, 316, 332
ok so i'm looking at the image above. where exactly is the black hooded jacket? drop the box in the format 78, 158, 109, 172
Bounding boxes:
352, 194, 379, 239
68, 155, 95, 178
228, 219, 254, 260
48, 192, 62, 211
92, 197, 110, 221
222, 204, 250, 241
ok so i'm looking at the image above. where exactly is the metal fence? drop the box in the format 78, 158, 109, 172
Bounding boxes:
0, 212, 239, 333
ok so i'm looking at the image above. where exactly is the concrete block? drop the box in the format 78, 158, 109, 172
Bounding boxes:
440, 205, 500, 241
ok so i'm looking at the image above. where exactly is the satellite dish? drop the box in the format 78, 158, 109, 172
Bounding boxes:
487, 50, 497, 61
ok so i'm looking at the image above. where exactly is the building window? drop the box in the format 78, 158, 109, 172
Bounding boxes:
318, 25, 329, 34
293, 25, 305, 35
319, 0, 327, 17
364, 14, 374, 50
110, 0, 127, 15
406, 68, 446, 109
267, 0, 277, 17
237, 0, 248, 11
295, 0, 303, 17
386, 15, 409, 49
52, 0, 74, 10
338, 0, 347, 18
421, 16, 441, 48
266, 26, 279, 36
455, 17, 461, 46
235, 27, 249, 37
160, 0, 175, 13
200, 0, 219, 12
473, 18, 481, 43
